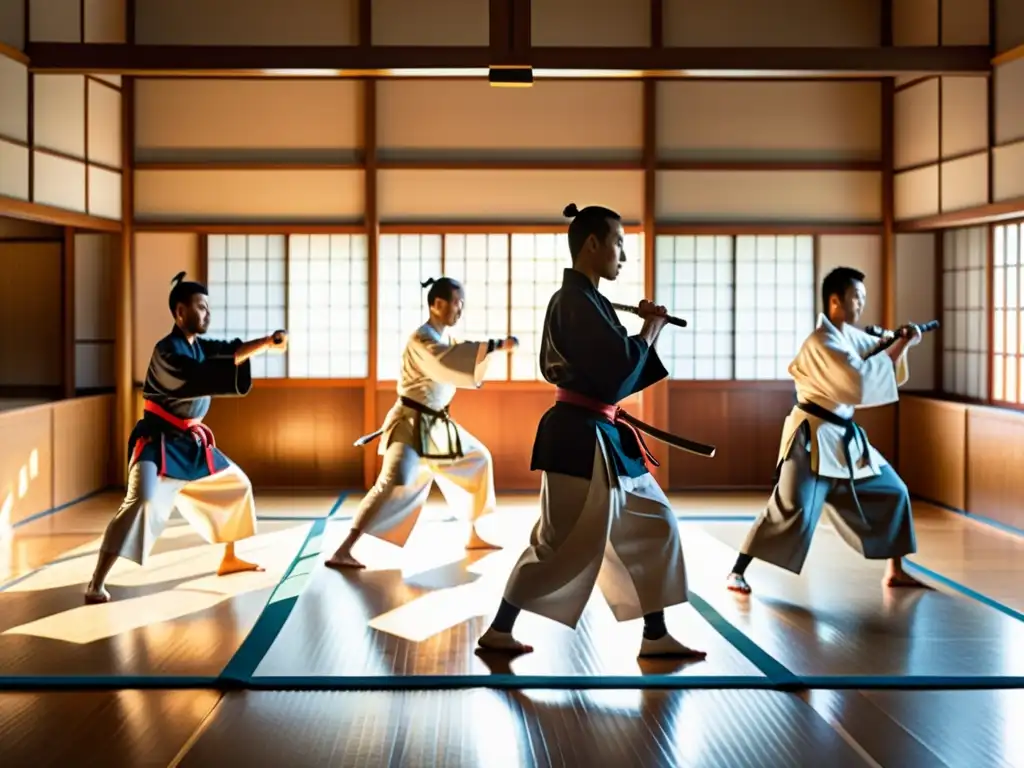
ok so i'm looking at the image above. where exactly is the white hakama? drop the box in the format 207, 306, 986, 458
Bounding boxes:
739, 314, 917, 573
99, 459, 257, 566
500, 433, 688, 629
355, 323, 497, 547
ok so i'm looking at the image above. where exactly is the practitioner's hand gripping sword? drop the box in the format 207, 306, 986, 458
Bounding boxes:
609, 301, 716, 458
609, 302, 688, 328
863, 320, 939, 359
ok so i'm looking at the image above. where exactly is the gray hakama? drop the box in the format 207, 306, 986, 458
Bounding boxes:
738, 314, 917, 574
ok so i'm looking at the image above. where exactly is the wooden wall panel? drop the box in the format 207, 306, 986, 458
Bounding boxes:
0, 55, 28, 143
0, 404, 53, 526
0, 395, 114, 530
994, 58, 1024, 146
992, 140, 1024, 201
132, 232, 200, 382
29, 0, 80, 42
815, 235, 884, 327
198, 386, 365, 489
941, 153, 989, 212
897, 396, 966, 509
377, 81, 643, 163
941, 77, 989, 157
87, 79, 122, 169
656, 170, 882, 223
75, 234, 116, 339
0, 139, 29, 200
894, 78, 939, 170
894, 233, 937, 390
656, 82, 881, 162
33, 75, 86, 159
899, 397, 1024, 530
663, 0, 881, 47
133, 169, 365, 222
84, 0, 126, 42
892, 0, 938, 46
996, 0, 1024, 53
894, 165, 939, 220
372, 0, 486, 46
134, 0, 358, 46
51, 395, 112, 505
88, 166, 122, 220
0, 0, 26, 49
0, 241, 61, 387
76, 342, 114, 390
532, 0, 651, 47
378, 169, 643, 223
966, 406, 1024, 530
941, 0, 990, 45
33, 151, 86, 212
134, 80, 364, 163
665, 383, 898, 489
75, 233, 116, 390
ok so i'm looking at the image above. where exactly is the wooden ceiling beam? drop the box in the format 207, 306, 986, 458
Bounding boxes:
24, 43, 992, 77
895, 198, 1024, 232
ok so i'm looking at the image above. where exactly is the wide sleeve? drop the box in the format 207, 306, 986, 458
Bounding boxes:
552, 290, 667, 402
794, 331, 899, 408
406, 331, 490, 388
148, 339, 252, 401
892, 347, 910, 387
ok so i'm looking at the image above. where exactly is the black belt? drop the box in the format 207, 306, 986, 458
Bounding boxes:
796, 401, 870, 528
399, 396, 464, 460
352, 397, 465, 460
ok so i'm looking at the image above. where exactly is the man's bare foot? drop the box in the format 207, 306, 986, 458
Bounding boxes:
466, 529, 499, 550
726, 572, 751, 594
883, 569, 928, 588
477, 627, 533, 655
217, 554, 264, 576
325, 550, 365, 570
639, 633, 708, 659
84, 583, 110, 604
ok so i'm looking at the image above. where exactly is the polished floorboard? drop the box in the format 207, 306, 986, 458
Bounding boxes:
253, 513, 762, 680
1, 688, 1020, 767
0, 490, 1021, 766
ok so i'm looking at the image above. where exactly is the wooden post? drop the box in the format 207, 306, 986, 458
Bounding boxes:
114, 77, 134, 487
61, 226, 76, 399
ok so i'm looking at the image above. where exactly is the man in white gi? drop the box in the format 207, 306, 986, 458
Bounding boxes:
85, 272, 288, 604
726, 266, 926, 594
477, 203, 707, 659
325, 277, 517, 569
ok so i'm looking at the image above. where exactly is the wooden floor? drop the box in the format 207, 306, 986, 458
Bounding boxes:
1, 489, 1021, 766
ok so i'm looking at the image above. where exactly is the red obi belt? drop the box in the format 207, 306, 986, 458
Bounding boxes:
131, 400, 218, 476
555, 388, 660, 473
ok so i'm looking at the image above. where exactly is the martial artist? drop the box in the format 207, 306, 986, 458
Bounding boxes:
326, 276, 518, 569
477, 203, 706, 659
84, 272, 288, 604
726, 266, 926, 594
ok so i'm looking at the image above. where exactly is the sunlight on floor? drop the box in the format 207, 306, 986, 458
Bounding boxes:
1, 522, 310, 645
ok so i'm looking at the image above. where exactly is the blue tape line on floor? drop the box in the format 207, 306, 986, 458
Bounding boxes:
686, 592, 800, 686
904, 560, 1024, 623
218, 492, 346, 683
